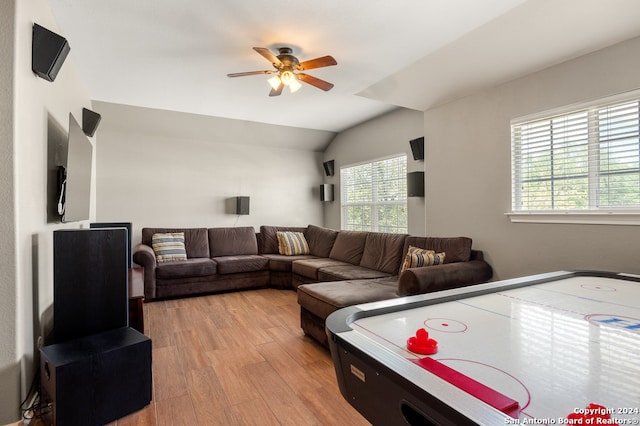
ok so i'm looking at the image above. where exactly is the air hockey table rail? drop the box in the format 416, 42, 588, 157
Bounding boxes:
326, 270, 640, 425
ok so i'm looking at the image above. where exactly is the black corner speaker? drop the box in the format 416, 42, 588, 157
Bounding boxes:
407, 171, 425, 197
409, 137, 424, 160
32, 23, 70, 82
82, 108, 102, 137
320, 184, 334, 202
236, 196, 250, 215
323, 160, 335, 176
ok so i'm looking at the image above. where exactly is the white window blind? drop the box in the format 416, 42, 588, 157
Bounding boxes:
511, 94, 640, 213
341, 155, 408, 233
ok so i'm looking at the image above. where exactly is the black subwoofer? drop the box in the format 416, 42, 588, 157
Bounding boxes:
40, 327, 152, 426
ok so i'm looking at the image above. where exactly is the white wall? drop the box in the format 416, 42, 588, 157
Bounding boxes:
423, 36, 640, 280
1, 0, 94, 422
322, 108, 426, 236
94, 102, 331, 244
0, 1, 18, 421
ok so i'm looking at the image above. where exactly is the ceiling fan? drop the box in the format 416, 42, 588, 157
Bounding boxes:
227, 47, 337, 96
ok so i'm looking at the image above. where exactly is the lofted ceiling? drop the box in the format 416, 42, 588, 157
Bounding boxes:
49, 0, 640, 135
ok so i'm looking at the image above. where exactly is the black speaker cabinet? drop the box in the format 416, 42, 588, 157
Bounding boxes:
409, 137, 424, 160
407, 171, 425, 197
323, 160, 335, 176
53, 229, 128, 344
236, 196, 250, 215
90, 222, 133, 268
82, 108, 102, 137
32, 23, 70, 82
40, 327, 152, 426
320, 184, 334, 202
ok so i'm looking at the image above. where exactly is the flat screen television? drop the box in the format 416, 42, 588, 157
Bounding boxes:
60, 113, 93, 222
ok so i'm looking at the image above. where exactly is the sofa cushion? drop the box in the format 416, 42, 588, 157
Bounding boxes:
292, 258, 353, 281
142, 227, 210, 258
152, 232, 187, 262
208, 227, 258, 257
262, 254, 317, 272
329, 231, 368, 265
297, 277, 399, 320
403, 237, 472, 265
212, 255, 268, 274
305, 225, 339, 257
360, 232, 408, 274
317, 265, 391, 282
259, 225, 308, 254
276, 231, 310, 255
156, 258, 217, 279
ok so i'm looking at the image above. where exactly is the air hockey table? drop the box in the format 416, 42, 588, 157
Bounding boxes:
326, 270, 640, 425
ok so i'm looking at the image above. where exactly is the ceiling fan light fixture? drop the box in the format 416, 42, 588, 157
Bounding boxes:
229, 47, 337, 96
280, 70, 296, 86
267, 75, 281, 90
289, 78, 302, 93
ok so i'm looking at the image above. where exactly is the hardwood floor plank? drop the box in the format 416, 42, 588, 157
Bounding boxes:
155, 395, 198, 425
244, 361, 321, 426
174, 329, 210, 372
230, 398, 281, 426
152, 346, 188, 401
185, 367, 239, 425
255, 340, 324, 393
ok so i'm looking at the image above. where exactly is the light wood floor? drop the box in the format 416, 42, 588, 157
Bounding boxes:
111, 288, 370, 426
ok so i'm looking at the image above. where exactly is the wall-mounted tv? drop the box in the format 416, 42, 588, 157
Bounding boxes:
60, 113, 93, 222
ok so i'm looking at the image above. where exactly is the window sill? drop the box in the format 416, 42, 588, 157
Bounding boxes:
505, 211, 640, 225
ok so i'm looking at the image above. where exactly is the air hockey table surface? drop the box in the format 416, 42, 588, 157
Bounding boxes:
326, 270, 640, 425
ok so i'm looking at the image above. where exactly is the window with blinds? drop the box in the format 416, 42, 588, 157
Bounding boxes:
341, 155, 408, 233
511, 94, 640, 212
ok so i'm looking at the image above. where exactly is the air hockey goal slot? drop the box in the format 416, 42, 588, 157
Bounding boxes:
401, 400, 439, 426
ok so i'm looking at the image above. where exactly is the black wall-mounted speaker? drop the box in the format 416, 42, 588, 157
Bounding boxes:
409, 137, 424, 160
320, 184, 334, 202
407, 171, 425, 197
82, 108, 102, 137
236, 196, 250, 215
32, 23, 70, 82
53, 229, 128, 344
40, 327, 152, 426
323, 160, 335, 176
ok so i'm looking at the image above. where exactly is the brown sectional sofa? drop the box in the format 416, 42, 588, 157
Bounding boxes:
132, 224, 493, 347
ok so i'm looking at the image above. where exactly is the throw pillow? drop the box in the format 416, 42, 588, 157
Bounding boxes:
401, 245, 445, 272
152, 232, 187, 262
276, 231, 310, 256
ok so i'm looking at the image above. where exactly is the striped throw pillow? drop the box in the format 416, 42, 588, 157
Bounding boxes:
276, 231, 310, 256
401, 245, 445, 272
152, 232, 187, 262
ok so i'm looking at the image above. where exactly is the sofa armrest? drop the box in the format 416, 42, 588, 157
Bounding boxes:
397, 260, 493, 296
132, 244, 157, 300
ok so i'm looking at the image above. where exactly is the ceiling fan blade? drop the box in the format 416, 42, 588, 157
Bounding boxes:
297, 73, 334, 91
269, 82, 284, 97
227, 70, 274, 78
253, 47, 283, 68
297, 56, 337, 71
